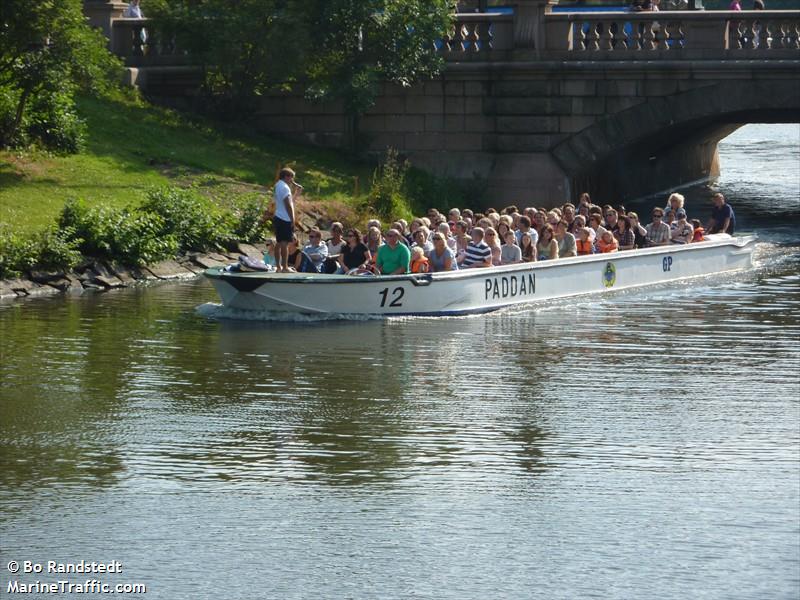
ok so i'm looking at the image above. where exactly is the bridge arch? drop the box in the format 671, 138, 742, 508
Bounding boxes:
552, 79, 800, 201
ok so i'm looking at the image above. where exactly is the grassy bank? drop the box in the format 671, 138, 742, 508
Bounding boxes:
0, 94, 374, 234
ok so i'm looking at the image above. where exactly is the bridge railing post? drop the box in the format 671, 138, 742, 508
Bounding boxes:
510, 0, 559, 50
681, 17, 728, 50
82, 0, 129, 48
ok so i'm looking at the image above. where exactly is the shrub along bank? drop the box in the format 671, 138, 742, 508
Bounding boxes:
0, 187, 266, 280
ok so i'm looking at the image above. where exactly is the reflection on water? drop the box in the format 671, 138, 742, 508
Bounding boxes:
0, 125, 798, 599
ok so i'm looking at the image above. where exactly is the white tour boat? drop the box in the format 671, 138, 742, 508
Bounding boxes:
204, 234, 756, 316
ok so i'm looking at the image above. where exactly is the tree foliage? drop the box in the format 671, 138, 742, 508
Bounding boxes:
150, 0, 454, 119
0, 0, 122, 150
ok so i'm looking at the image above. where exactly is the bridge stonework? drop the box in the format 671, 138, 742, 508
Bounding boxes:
96, 1, 800, 203
248, 61, 800, 203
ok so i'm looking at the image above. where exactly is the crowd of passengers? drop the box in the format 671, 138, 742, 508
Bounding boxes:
269, 191, 730, 276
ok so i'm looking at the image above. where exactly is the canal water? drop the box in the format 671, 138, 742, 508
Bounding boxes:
1, 124, 798, 599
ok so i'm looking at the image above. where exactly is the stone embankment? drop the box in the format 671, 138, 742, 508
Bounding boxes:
1, 201, 343, 301
0, 241, 268, 301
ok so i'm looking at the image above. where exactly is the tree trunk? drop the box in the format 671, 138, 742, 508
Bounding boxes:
6, 85, 32, 145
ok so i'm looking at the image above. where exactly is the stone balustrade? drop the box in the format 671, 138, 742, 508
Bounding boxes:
441, 9, 800, 59
111, 18, 187, 66
438, 13, 514, 55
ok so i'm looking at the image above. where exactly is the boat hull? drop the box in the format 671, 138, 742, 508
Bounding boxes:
205, 235, 755, 316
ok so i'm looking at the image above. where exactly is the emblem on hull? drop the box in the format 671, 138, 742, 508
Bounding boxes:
603, 262, 616, 288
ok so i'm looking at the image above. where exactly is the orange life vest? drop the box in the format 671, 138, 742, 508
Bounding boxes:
597, 238, 619, 253
692, 227, 705, 242
576, 239, 593, 255
411, 256, 429, 273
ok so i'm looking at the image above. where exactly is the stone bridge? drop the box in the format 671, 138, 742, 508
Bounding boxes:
87, 0, 800, 202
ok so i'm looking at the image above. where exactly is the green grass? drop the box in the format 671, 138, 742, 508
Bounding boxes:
0, 94, 374, 233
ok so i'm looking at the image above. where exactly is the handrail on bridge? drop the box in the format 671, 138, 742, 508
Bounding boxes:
107, 10, 800, 66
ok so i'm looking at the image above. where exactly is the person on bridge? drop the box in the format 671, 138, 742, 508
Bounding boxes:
123, 0, 144, 18
707, 193, 736, 235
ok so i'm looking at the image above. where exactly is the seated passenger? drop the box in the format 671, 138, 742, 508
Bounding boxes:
645, 209, 671, 246
326, 222, 346, 255
376, 229, 411, 275
597, 230, 619, 253
323, 222, 345, 273
576, 227, 594, 255
670, 208, 694, 244
411, 226, 434, 255
460, 227, 493, 268
604, 209, 620, 234
588, 213, 607, 243
484, 227, 502, 266
562, 203, 577, 233
515, 215, 539, 248
497, 221, 512, 244
410, 246, 430, 273
501, 231, 522, 264
537, 225, 559, 260
627, 212, 648, 248
436, 222, 457, 253
429, 233, 458, 271
287, 235, 301, 272
663, 192, 685, 222
366, 226, 383, 259
556, 221, 577, 258
298, 228, 329, 272
706, 192, 736, 235
454, 220, 470, 262
520, 231, 536, 262
364, 219, 381, 243
614, 216, 635, 250
533, 210, 547, 235
691, 219, 705, 242
392, 221, 411, 247
338, 228, 372, 273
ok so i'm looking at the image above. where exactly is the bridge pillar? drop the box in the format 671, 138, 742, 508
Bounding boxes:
511, 0, 558, 50
83, 0, 128, 48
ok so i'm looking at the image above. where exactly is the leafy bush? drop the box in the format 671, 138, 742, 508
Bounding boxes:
58, 199, 178, 266
229, 193, 269, 243
0, 225, 83, 278
365, 148, 412, 221
26, 90, 87, 153
140, 187, 234, 252
109, 210, 179, 266
404, 168, 487, 215
0, 226, 39, 278
34, 226, 84, 271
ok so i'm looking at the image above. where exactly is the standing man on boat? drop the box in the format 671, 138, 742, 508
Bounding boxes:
272, 167, 301, 273
707, 193, 736, 235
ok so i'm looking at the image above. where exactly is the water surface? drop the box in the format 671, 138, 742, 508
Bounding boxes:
0, 124, 798, 599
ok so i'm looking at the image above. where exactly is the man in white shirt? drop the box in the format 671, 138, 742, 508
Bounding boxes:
271, 167, 300, 273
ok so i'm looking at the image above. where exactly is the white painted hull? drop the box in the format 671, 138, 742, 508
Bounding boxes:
205, 235, 755, 316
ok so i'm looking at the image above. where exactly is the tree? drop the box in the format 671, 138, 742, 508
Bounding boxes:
300, 1, 453, 117
149, 0, 307, 115
149, 0, 454, 137
0, 0, 121, 151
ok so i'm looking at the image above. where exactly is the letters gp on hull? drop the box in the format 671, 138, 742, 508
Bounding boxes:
485, 273, 536, 301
